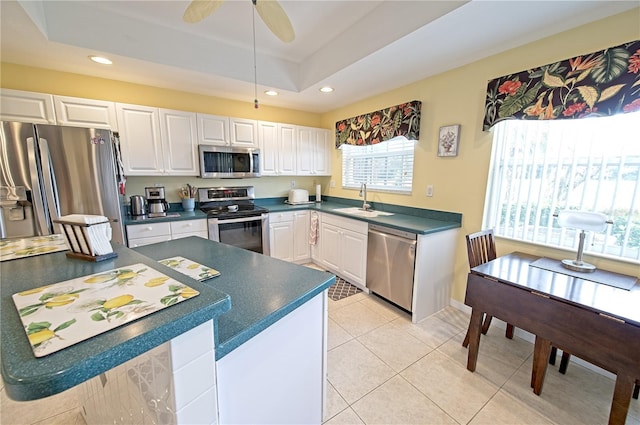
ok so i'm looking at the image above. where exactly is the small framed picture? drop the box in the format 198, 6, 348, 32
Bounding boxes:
438, 124, 460, 157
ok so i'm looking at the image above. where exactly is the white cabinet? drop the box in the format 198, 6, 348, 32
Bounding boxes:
297, 127, 332, 176
116, 103, 163, 175
159, 109, 198, 175
116, 103, 198, 176
259, 121, 296, 176
197, 113, 229, 146
0, 89, 55, 124
197, 115, 258, 148
53, 95, 117, 129
126, 219, 207, 247
269, 211, 310, 263
230, 117, 258, 148
319, 213, 367, 288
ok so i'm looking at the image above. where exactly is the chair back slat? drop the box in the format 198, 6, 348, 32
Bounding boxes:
465, 229, 497, 269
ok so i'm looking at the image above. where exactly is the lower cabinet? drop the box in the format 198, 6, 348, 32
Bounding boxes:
126, 219, 207, 247
269, 211, 310, 263
319, 213, 367, 289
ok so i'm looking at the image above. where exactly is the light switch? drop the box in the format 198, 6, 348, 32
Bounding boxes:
426, 185, 434, 197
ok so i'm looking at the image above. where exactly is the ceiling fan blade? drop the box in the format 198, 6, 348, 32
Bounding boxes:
183, 0, 224, 23
254, 0, 295, 43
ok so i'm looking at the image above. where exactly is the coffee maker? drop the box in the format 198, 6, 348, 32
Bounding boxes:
145, 186, 169, 217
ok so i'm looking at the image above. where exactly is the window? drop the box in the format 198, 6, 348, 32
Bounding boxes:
341, 136, 415, 193
483, 112, 640, 263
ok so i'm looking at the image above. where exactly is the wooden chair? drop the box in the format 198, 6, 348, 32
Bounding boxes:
462, 229, 513, 347
461, 229, 573, 371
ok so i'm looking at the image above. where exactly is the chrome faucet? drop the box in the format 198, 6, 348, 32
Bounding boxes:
359, 183, 371, 211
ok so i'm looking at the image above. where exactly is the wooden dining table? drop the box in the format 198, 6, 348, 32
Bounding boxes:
464, 252, 640, 425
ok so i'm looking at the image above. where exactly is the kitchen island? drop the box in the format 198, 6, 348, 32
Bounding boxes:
1, 237, 335, 424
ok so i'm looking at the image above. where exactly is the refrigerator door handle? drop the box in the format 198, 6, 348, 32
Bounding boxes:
26, 137, 52, 235
38, 138, 61, 226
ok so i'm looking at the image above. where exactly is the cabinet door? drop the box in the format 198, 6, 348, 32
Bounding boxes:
230, 118, 258, 148
296, 126, 314, 175
116, 103, 164, 175
0, 89, 55, 124
292, 211, 310, 262
270, 221, 294, 261
54, 96, 117, 129
159, 109, 198, 175
258, 121, 278, 176
320, 222, 341, 271
314, 129, 332, 176
197, 113, 229, 146
340, 229, 367, 286
278, 124, 297, 175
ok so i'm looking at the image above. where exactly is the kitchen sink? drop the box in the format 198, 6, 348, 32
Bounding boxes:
333, 207, 394, 218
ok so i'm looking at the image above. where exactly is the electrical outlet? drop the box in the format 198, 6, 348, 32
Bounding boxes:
290, 180, 296, 188
426, 185, 434, 197
330, 180, 336, 188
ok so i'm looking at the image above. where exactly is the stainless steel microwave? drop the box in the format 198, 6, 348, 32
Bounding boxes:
198, 145, 261, 178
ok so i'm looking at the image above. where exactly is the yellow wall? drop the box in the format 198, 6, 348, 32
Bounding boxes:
2, 8, 638, 304
321, 8, 640, 301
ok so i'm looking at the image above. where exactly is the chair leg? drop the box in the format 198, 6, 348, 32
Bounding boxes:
481, 314, 492, 335
505, 323, 514, 339
559, 351, 570, 374
633, 380, 639, 400
549, 346, 558, 365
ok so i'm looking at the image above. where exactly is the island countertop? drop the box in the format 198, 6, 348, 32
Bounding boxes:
134, 236, 336, 359
0, 242, 232, 401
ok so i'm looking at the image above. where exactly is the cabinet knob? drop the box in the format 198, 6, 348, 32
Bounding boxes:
146, 226, 153, 231
187, 223, 193, 227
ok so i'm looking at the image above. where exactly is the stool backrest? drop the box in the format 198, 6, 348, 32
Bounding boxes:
465, 229, 497, 269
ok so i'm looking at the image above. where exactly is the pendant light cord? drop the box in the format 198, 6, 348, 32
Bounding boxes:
252, 2, 259, 109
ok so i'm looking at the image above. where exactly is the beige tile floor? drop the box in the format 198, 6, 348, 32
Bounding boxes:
2, 290, 639, 425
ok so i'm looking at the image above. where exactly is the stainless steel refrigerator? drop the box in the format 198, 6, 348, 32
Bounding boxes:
0, 122, 124, 244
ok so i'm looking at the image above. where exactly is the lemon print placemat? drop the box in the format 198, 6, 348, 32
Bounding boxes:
1, 234, 68, 262
158, 256, 220, 282
12, 264, 199, 357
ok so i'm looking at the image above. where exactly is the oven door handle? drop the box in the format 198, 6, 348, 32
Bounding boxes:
217, 215, 265, 224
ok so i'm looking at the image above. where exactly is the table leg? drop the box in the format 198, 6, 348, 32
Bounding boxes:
532, 335, 551, 395
609, 373, 634, 425
466, 308, 484, 372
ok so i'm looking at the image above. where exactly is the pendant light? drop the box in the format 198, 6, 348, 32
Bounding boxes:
252, 0, 259, 109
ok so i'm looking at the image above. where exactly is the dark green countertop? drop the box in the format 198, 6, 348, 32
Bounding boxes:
0, 243, 231, 401
123, 209, 207, 226
258, 197, 462, 235
134, 237, 336, 359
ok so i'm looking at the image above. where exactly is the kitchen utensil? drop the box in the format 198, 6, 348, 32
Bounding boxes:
130, 195, 147, 216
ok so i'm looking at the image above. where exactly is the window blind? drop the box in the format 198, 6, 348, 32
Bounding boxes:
341, 136, 415, 193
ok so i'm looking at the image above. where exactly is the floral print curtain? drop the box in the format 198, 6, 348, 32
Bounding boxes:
335, 100, 421, 148
483, 39, 640, 131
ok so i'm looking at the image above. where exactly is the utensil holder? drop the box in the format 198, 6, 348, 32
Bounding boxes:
182, 198, 195, 212
53, 219, 117, 262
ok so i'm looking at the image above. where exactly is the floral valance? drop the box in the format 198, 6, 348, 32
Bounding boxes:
335, 100, 421, 148
483, 39, 640, 131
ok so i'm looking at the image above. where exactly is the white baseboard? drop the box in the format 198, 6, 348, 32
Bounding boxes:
448, 299, 615, 380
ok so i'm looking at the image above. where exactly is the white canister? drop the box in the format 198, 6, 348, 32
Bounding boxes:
315, 184, 322, 203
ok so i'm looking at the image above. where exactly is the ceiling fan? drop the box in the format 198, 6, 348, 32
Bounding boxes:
183, 0, 295, 43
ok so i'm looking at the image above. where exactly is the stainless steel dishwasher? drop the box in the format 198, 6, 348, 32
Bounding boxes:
366, 224, 417, 311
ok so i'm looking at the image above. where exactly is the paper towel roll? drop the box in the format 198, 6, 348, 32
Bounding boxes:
315, 184, 322, 203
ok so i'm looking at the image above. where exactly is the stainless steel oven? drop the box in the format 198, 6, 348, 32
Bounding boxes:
199, 186, 269, 255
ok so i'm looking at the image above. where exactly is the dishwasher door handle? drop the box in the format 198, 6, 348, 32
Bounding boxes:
368, 229, 417, 245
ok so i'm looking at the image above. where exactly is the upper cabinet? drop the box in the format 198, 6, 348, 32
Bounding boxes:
53, 96, 117, 130
116, 103, 198, 176
230, 118, 258, 148
197, 113, 229, 146
0, 89, 56, 124
296, 126, 332, 176
259, 121, 296, 176
158, 109, 198, 175
116, 103, 164, 176
197, 114, 258, 148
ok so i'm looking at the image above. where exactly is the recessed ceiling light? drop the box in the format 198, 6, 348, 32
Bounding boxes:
264, 90, 278, 96
319, 86, 334, 93
89, 56, 112, 65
